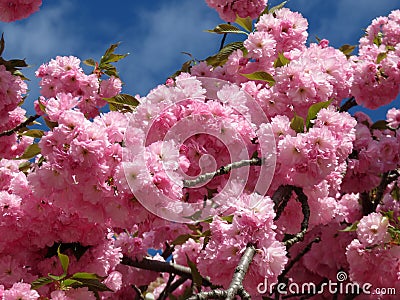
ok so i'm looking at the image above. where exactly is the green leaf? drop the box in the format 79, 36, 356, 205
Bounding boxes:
31, 277, 53, 290
58, 245, 69, 275
220, 215, 234, 224
171, 59, 194, 78
206, 23, 247, 35
83, 58, 96, 67
386, 45, 395, 51
373, 32, 383, 47
18, 143, 41, 160
104, 94, 139, 113
62, 278, 83, 288
100, 64, 119, 78
371, 120, 388, 130
37, 98, 46, 113
376, 52, 387, 64
268, 1, 287, 15
339, 44, 356, 58
274, 52, 290, 68
48, 273, 66, 281
172, 234, 193, 246
100, 43, 120, 64
235, 16, 253, 32
340, 221, 359, 232
290, 114, 305, 133
104, 93, 139, 107
102, 53, 128, 64
74, 278, 113, 292
186, 255, 202, 288
13, 70, 29, 81
206, 41, 245, 67
71, 272, 102, 280
0, 56, 29, 76
382, 210, 394, 220
305, 100, 332, 130
18, 161, 31, 173
240, 71, 275, 86
7, 59, 28, 69
44, 118, 58, 130
21, 129, 45, 138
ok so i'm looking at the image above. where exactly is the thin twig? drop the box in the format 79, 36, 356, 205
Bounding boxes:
279, 237, 321, 281
183, 157, 262, 188
158, 273, 176, 300
162, 277, 188, 298
0, 114, 41, 137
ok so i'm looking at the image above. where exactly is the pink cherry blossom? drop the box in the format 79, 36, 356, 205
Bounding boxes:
205, 0, 267, 22
356, 212, 390, 246
3, 282, 39, 300
387, 107, 400, 128
0, 0, 42, 22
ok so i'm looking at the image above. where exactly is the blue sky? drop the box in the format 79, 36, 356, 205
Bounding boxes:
0, 0, 399, 120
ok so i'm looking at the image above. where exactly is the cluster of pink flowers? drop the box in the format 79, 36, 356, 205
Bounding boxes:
351, 10, 400, 109
275, 107, 357, 188
192, 7, 355, 121
0, 65, 32, 158
342, 111, 400, 193
123, 74, 265, 221
192, 7, 308, 83
36, 56, 122, 118
346, 213, 400, 293
205, 0, 267, 22
197, 193, 287, 296
0, 0, 42, 22
1, 1, 400, 299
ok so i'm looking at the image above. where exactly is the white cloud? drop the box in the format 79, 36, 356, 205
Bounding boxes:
0, 2, 77, 62
117, 1, 222, 96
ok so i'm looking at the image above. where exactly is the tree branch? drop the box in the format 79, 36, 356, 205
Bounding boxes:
188, 244, 256, 300
183, 157, 262, 188
339, 97, 357, 112
121, 256, 213, 287
272, 185, 295, 221
0, 114, 41, 137
361, 169, 399, 215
